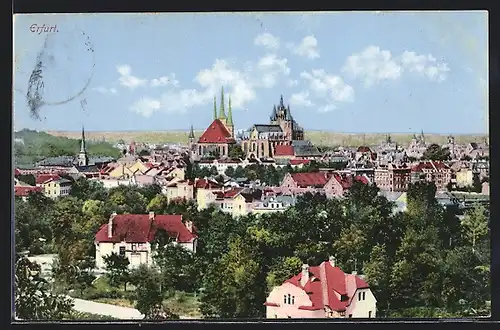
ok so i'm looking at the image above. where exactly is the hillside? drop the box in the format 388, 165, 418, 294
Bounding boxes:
14, 129, 122, 166
45, 130, 488, 147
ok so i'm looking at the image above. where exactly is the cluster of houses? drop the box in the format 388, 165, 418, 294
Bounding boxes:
14, 93, 490, 319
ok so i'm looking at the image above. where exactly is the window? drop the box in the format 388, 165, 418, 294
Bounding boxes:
287, 294, 291, 304
358, 292, 362, 301
131, 243, 137, 251
368, 311, 372, 318
119, 246, 126, 256
291, 296, 295, 305
348, 314, 352, 318
362, 292, 366, 300
283, 295, 287, 304
341, 295, 349, 302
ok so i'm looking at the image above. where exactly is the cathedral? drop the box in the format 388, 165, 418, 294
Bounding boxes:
240, 95, 304, 159
189, 87, 236, 160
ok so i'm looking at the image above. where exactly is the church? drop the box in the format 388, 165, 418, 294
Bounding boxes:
189, 87, 236, 160
239, 95, 305, 159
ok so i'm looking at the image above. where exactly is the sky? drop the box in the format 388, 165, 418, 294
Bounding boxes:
13, 11, 488, 134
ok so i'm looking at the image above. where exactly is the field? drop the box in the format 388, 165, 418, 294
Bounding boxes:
45, 130, 487, 147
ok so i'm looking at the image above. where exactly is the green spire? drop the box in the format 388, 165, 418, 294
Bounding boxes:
227, 95, 233, 126
213, 96, 217, 120
219, 87, 226, 119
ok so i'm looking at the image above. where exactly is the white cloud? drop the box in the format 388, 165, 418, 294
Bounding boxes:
290, 91, 315, 107
287, 79, 299, 87
342, 46, 450, 86
150, 73, 180, 87
399, 51, 450, 82
256, 53, 291, 88
130, 97, 161, 117
92, 86, 117, 94
288, 35, 320, 60
254, 32, 280, 50
297, 69, 354, 113
116, 64, 148, 90
300, 69, 354, 102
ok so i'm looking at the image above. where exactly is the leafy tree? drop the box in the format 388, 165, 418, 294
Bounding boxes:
147, 194, 169, 213
266, 256, 302, 291
422, 144, 451, 161
138, 149, 150, 156
233, 165, 245, 178
15, 257, 74, 320
17, 174, 36, 186
460, 204, 488, 252
363, 244, 391, 310
224, 166, 235, 177
153, 243, 197, 293
104, 252, 131, 291
228, 144, 245, 159
70, 177, 108, 201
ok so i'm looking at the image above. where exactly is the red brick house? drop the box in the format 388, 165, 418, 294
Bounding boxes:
411, 161, 452, 191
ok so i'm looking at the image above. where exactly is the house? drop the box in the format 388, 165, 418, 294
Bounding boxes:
195, 178, 224, 210
253, 195, 297, 214
280, 172, 369, 198
14, 185, 44, 201
373, 163, 411, 192
411, 161, 452, 191
165, 180, 195, 202
94, 212, 197, 269
198, 159, 245, 175
214, 188, 262, 217
264, 257, 377, 319
455, 168, 474, 188
35, 174, 72, 198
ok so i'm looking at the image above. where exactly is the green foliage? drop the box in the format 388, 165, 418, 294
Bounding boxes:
14, 129, 121, 165
104, 252, 131, 291
228, 144, 245, 159
422, 143, 451, 161
15, 257, 74, 320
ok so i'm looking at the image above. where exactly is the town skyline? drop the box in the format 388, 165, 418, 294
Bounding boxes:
13, 12, 488, 134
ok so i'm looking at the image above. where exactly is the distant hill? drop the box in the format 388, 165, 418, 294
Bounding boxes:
14, 129, 121, 166
45, 130, 488, 148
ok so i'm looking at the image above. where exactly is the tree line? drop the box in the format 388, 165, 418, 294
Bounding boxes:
15, 177, 490, 319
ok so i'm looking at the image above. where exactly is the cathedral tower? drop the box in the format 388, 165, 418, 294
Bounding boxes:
77, 126, 89, 166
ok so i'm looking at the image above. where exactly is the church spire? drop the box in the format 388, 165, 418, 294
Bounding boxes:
80, 125, 86, 153
189, 125, 195, 139
280, 94, 284, 107
219, 87, 226, 119
213, 96, 217, 120
227, 94, 233, 126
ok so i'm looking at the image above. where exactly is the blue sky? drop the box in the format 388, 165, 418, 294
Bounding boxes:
13, 11, 488, 134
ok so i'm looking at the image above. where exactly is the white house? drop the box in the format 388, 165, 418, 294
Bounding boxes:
264, 257, 377, 319
94, 212, 197, 270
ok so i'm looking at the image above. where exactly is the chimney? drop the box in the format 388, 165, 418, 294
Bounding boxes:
149, 211, 155, 221
329, 256, 336, 267
300, 264, 309, 286
185, 220, 193, 233
351, 270, 357, 275
108, 212, 117, 238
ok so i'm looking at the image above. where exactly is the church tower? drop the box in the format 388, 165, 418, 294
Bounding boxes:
226, 94, 234, 137
77, 126, 89, 166
218, 87, 227, 126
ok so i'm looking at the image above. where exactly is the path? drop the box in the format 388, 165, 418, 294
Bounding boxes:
70, 297, 196, 320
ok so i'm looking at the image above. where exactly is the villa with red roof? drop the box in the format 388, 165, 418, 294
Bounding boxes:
280, 171, 369, 198
94, 212, 197, 269
264, 257, 377, 319
411, 161, 452, 191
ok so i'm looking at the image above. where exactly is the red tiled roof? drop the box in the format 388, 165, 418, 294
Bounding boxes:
223, 188, 244, 198
15, 186, 43, 197
95, 214, 197, 243
333, 174, 369, 189
198, 119, 235, 144
412, 161, 450, 172
289, 159, 311, 165
290, 172, 331, 188
14, 168, 21, 176
36, 174, 61, 185
357, 146, 372, 153
195, 178, 222, 189
282, 261, 370, 312
274, 145, 295, 156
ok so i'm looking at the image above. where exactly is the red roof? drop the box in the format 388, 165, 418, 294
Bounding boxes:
289, 159, 310, 166
412, 161, 450, 172
357, 146, 372, 153
290, 172, 331, 188
274, 145, 295, 157
95, 214, 197, 243
198, 119, 235, 144
280, 260, 370, 312
14, 168, 21, 176
223, 188, 243, 198
194, 178, 222, 189
15, 186, 43, 197
36, 174, 61, 185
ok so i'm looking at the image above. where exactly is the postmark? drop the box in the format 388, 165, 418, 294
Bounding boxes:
25, 26, 95, 120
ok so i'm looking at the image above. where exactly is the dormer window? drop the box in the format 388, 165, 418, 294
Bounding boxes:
340, 294, 349, 302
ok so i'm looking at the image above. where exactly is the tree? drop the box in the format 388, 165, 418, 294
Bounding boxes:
147, 194, 169, 213
266, 256, 302, 291
363, 244, 391, 310
233, 165, 245, 178
15, 257, 74, 320
460, 204, 488, 252
103, 252, 131, 291
422, 144, 450, 161
17, 174, 36, 186
70, 177, 108, 201
138, 149, 150, 156
224, 166, 235, 177
153, 242, 197, 293
228, 145, 245, 159
472, 173, 482, 193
